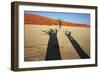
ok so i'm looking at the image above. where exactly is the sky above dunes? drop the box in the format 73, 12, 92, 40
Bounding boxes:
25, 11, 90, 25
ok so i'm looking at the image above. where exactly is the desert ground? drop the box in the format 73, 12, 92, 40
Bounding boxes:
24, 24, 90, 61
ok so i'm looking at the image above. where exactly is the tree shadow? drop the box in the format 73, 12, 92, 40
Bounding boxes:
64, 30, 90, 59
42, 29, 61, 60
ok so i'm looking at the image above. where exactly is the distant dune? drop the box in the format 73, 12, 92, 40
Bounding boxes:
24, 13, 90, 27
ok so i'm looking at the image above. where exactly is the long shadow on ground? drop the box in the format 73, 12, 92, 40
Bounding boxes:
64, 31, 90, 59
42, 29, 61, 60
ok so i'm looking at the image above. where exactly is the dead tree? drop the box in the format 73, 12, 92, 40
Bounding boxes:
57, 18, 63, 28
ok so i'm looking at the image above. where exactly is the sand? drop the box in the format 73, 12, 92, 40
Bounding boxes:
24, 24, 90, 61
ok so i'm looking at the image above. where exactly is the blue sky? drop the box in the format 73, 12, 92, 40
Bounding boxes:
25, 11, 90, 25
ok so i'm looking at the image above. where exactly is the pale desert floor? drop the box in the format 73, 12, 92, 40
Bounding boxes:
24, 24, 90, 61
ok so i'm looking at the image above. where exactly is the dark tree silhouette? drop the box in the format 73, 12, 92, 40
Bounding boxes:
57, 18, 63, 28
42, 29, 61, 60
64, 30, 90, 59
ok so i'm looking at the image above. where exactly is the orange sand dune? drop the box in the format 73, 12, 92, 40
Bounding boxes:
24, 13, 90, 27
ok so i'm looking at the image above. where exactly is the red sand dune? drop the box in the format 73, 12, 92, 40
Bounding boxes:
24, 13, 90, 27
